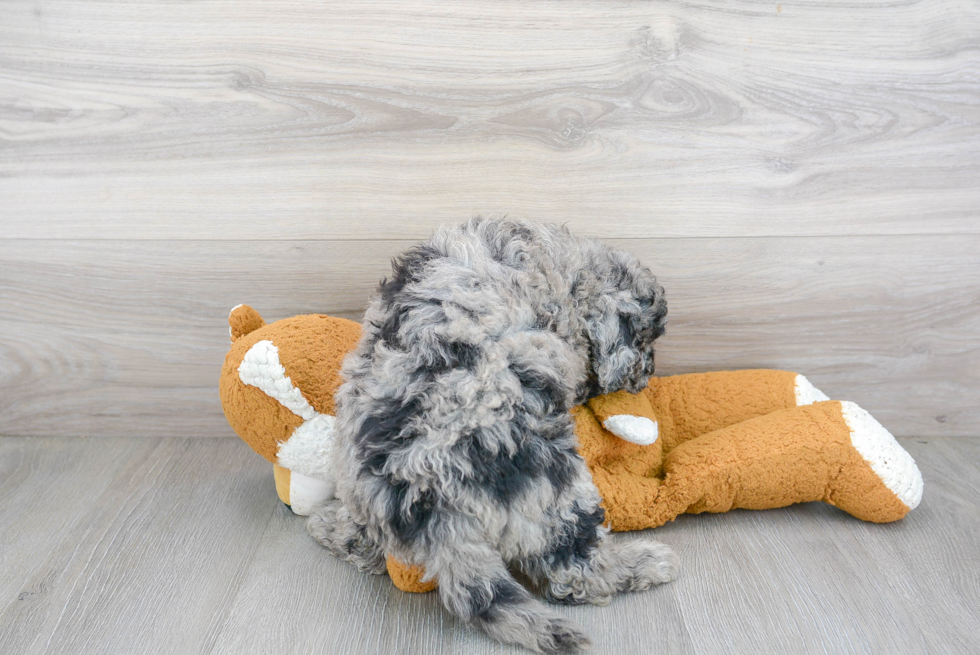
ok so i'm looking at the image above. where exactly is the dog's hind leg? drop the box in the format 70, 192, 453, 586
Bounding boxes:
427, 531, 592, 653
306, 498, 387, 575
530, 531, 678, 606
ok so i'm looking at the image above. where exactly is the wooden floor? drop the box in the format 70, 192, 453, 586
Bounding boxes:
1, 436, 977, 654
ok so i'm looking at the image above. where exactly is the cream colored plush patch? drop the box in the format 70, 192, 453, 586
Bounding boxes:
794, 374, 830, 405
238, 339, 338, 495
277, 413, 338, 484
841, 401, 923, 510
287, 470, 336, 516
602, 415, 659, 446
238, 340, 317, 421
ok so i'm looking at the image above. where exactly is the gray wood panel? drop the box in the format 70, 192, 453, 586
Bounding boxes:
0, 436, 977, 654
1, 0, 978, 240
2, 235, 977, 439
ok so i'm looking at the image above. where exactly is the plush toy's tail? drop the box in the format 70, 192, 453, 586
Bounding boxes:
228, 304, 266, 342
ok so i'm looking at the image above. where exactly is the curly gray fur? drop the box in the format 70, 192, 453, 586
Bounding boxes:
309, 218, 676, 652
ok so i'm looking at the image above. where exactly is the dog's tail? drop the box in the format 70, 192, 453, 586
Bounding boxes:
427, 537, 591, 653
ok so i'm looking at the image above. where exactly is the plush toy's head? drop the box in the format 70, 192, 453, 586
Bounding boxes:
219, 305, 361, 487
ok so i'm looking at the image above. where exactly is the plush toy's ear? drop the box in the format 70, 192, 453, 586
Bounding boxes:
229, 304, 266, 342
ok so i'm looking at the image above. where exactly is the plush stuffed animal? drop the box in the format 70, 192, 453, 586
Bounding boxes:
219, 306, 923, 594
220, 305, 360, 515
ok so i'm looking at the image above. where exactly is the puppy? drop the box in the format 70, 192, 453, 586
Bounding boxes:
308, 217, 676, 652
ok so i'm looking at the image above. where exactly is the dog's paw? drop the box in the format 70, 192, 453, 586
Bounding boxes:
534, 615, 592, 653
477, 600, 591, 653
618, 540, 678, 591
306, 500, 388, 574
305, 502, 341, 551
544, 583, 611, 607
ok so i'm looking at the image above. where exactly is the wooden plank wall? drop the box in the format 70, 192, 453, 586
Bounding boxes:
1, 0, 978, 438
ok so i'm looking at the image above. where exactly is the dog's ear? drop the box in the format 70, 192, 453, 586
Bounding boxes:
588, 303, 647, 395
587, 261, 667, 396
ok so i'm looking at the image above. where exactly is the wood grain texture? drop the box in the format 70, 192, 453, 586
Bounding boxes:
823, 437, 980, 653
2, 4, 976, 649
209, 500, 695, 655
1, 436, 977, 654
1, 0, 978, 239
2, 235, 976, 439
0, 437, 278, 655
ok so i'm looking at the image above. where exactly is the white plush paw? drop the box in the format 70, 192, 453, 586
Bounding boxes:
795, 374, 830, 405
285, 470, 336, 515
277, 413, 338, 482
841, 401, 923, 510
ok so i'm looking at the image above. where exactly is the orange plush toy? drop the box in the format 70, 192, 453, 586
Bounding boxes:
220, 306, 923, 593
220, 305, 361, 516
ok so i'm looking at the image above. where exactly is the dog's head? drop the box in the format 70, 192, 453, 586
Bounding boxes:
577, 249, 667, 401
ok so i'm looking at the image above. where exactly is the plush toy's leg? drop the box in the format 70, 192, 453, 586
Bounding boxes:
589, 467, 664, 532
829, 402, 923, 519
651, 401, 922, 526
272, 463, 335, 516
272, 463, 291, 506
645, 369, 829, 452
386, 556, 438, 593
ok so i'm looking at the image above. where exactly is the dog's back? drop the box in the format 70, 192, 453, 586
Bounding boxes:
325, 218, 673, 652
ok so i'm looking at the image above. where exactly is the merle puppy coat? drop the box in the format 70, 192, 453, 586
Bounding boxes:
308, 218, 676, 652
